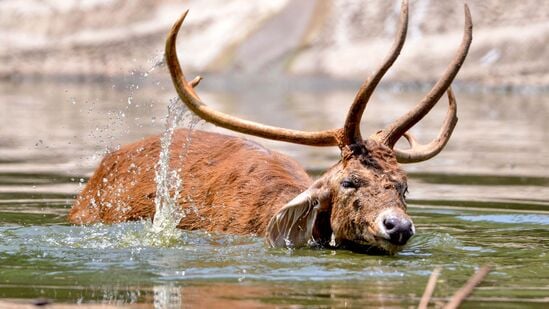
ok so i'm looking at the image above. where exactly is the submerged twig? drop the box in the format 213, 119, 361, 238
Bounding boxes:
443, 265, 492, 309
418, 267, 442, 309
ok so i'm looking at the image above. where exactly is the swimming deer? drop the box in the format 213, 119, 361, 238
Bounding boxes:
68, 0, 472, 254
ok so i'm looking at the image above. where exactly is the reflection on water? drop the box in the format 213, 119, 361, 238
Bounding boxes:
0, 78, 548, 307
0, 209, 547, 307
458, 214, 549, 225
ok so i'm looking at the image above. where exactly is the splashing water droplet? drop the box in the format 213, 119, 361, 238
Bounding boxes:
147, 98, 201, 243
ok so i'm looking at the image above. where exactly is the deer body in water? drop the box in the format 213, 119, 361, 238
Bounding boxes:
69, 0, 472, 254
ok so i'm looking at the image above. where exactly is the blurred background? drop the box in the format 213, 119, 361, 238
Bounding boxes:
1, 0, 547, 176
1, 0, 547, 180
1, 0, 548, 88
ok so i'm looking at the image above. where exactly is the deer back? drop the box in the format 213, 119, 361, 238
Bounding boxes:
69, 129, 312, 235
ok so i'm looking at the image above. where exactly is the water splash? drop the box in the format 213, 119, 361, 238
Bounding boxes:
145, 97, 202, 245
85, 53, 201, 247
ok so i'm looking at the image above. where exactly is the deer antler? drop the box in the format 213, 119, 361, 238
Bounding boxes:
376, 4, 473, 149
165, 10, 342, 147
394, 88, 457, 163
342, 0, 409, 145
166, 4, 471, 161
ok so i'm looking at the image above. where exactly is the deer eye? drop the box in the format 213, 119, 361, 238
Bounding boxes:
341, 178, 358, 189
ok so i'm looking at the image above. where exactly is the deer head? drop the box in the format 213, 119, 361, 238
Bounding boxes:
164, 0, 472, 254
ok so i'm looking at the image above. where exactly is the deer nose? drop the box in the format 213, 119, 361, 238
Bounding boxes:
382, 216, 414, 245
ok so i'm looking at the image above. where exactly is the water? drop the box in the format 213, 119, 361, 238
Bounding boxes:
149, 98, 200, 242
0, 78, 548, 307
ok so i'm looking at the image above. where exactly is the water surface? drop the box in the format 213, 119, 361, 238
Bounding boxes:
0, 79, 548, 307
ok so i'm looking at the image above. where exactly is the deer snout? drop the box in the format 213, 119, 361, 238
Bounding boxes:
377, 210, 415, 246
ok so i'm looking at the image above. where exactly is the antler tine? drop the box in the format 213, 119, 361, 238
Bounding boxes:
189, 76, 203, 88
394, 88, 457, 163
342, 0, 409, 145
165, 10, 341, 147
378, 4, 472, 148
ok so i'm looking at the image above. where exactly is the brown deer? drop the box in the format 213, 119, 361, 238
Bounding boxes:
68, 1, 472, 254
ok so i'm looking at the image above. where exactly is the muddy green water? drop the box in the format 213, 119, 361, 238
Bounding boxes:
0, 79, 548, 307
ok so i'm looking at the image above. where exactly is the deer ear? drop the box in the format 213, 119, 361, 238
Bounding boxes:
266, 186, 331, 248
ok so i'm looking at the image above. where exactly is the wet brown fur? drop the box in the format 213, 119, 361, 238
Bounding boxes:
69, 129, 312, 236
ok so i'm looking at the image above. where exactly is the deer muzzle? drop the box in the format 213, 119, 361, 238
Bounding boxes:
376, 208, 415, 246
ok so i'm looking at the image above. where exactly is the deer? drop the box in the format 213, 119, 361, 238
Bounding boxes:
68, 0, 472, 254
